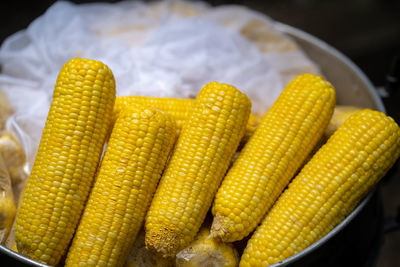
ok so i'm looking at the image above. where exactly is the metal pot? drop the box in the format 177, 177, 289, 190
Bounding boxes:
0, 23, 386, 266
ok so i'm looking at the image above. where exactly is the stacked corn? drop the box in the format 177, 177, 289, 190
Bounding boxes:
15, 58, 116, 265
10, 57, 400, 267
240, 109, 400, 266
145, 82, 251, 257
113, 96, 261, 143
66, 103, 176, 266
211, 74, 336, 242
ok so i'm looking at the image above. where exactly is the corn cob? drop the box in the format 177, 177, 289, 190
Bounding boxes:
113, 96, 260, 142
66, 104, 176, 267
176, 227, 239, 267
211, 74, 336, 242
240, 109, 400, 266
114, 96, 191, 133
0, 155, 16, 244
145, 82, 251, 258
124, 228, 173, 267
15, 58, 116, 265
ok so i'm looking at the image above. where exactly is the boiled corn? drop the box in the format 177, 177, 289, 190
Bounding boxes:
145, 82, 251, 258
240, 109, 400, 266
15, 58, 116, 265
211, 74, 336, 242
65, 104, 176, 267
113, 96, 260, 142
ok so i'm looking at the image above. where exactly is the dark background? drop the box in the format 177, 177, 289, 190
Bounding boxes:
1, 0, 400, 266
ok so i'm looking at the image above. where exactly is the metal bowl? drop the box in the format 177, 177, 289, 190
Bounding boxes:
0, 23, 385, 266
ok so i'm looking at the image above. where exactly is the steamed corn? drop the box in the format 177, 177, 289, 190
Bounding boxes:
113, 96, 260, 142
15, 58, 116, 265
66, 104, 176, 267
211, 74, 336, 242
240, 109, 400, 266
145, 82, 251, 258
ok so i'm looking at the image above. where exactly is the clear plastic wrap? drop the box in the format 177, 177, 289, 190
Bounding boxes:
0, 155, 16, 244
0, 0, 319, 175
0, 91, 13, 132
0, 133, 27, 202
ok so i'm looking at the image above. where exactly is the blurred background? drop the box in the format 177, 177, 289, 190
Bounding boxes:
1, 0, 399, 266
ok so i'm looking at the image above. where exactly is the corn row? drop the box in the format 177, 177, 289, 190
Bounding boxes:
211, 74, 336, 242
145, 82, 251, 258
113, 96, 260, 142
114, 96, 191, 133
240, 109, 400, 266
65, 104, 176, 267
15, 58, 116, 265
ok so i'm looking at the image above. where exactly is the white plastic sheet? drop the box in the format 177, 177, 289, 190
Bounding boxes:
0, 0, 319, 170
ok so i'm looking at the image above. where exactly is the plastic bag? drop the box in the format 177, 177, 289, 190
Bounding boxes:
0, 155, 16, 244
0, 132, 27, 201
0, 91, 13, 132
0, 0, 319, 171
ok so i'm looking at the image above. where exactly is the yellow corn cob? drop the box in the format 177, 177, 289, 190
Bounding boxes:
124, 228, 173, 267
65, 104, 176, 267
15, 58, 116, 265
113, 96, 260, 141
145, 82, 251, 258
114, 96, 191, 133
176, 227, 239, 267
240, 109, 400, 266
0, 155, 16, 244
211, 74, 336, 242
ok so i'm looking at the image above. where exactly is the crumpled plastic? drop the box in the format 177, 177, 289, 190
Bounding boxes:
0, 0, 319, 171
0, 155, 16, 244
0, 92, 13, 132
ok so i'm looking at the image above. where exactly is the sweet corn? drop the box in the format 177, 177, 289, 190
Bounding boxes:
114, 96, 191, 133
15, 58, 116, 265
176, 227, 239, 267
113, 96, 260, 142
66, 104, 176, 267
211, 74, 336, 242
145, 82, 251, 258
240, 109, 400, 266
